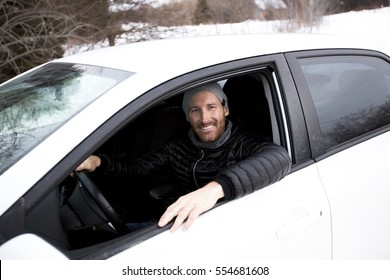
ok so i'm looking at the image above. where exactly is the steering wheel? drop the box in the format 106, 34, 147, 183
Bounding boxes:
74, 171, 129, 235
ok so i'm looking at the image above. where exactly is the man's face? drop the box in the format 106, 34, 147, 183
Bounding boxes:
187, 91, 229, 142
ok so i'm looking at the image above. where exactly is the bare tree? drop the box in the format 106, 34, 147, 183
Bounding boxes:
339, 0, 389, 12
275, 0, 330, 31
104, 0, 151, 45
146, 0, 195, 26
0, 0, 102, 83
207, 0, 257, 23
0, 0, 153, 83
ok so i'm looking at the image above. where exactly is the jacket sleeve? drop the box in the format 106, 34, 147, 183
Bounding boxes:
97, 144, 171, 177
214, 141, 291, 200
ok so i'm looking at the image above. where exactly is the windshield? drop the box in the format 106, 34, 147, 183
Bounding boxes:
0, 62, 133, 174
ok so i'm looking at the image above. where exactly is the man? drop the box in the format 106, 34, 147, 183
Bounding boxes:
76, 82, 291, 232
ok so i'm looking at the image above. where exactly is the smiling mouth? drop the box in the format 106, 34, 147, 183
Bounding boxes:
199, 124, 215, 132
199, 124, 215, 134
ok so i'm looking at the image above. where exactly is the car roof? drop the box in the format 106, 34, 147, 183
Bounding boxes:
57, 33, 390, 75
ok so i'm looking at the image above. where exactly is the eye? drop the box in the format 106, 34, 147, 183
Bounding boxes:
190, 108, 199, 114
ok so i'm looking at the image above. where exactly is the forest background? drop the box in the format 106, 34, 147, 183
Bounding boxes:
1, 0, 389, 84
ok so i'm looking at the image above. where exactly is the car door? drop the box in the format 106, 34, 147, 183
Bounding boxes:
286, 49, 390, 259
109, 55, 332, 260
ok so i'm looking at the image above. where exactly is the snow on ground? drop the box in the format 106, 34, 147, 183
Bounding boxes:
66, 7, 390, 55
309, 7, 390, 45
160, 6, 390, 44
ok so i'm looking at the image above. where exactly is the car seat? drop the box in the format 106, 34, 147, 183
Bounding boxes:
223, 74, 272, 141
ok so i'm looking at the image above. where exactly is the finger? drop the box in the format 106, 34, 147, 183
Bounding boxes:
170, 208, 192, 232
158, 202, 184, 228
157, 212, 171, 228
182, 211, 200, 231
158, 194, 191, 226
75, 160, 89, 171
74, 164, 84, 171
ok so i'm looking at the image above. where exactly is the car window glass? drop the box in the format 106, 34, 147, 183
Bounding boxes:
0, 63, 133, 174
299, 56, 390, 150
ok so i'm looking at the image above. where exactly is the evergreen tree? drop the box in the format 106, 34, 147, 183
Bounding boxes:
193, 0, 212, 24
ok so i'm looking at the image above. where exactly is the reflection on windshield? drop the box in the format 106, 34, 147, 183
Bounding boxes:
0, 62, 133, 174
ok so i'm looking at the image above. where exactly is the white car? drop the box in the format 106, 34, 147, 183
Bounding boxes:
1, 34, 390, 260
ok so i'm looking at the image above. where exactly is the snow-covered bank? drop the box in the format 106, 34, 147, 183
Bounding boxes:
66, 7, 390, 55
162, 7, 390, 45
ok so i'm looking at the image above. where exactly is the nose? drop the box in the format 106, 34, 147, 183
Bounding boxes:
199, 109, 211, 123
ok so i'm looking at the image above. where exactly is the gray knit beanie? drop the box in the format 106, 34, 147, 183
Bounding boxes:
182, 82, 228, 121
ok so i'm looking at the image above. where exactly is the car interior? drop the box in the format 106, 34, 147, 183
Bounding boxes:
22, 71, 282, 254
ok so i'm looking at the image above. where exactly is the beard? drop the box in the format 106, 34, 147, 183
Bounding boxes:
193, 119, 226, 143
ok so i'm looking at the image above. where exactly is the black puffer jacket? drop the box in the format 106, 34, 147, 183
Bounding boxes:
99, 125, 291, 200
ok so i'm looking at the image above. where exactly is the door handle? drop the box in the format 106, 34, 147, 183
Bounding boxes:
276, 208, 323, 239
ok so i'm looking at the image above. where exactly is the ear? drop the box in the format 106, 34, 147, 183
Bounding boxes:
224, 106, 229, 117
